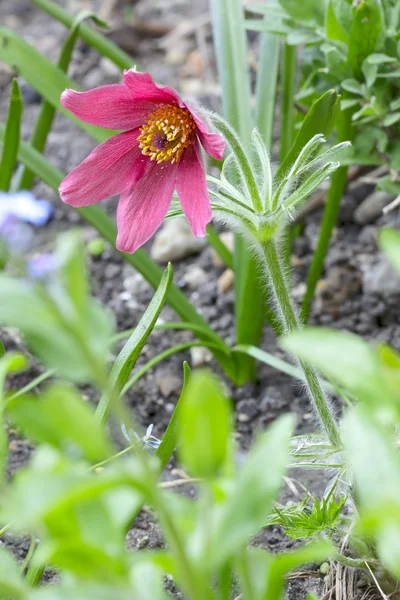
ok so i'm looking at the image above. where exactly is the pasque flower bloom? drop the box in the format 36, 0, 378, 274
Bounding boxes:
59, 70, 225, 253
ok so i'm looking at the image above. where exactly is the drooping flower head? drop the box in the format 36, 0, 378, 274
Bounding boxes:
59, 70, 225, 254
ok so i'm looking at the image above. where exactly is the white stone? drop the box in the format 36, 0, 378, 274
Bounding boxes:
183, 264, 208, 289
150, 218, 206, 263
190, 346, 212, 367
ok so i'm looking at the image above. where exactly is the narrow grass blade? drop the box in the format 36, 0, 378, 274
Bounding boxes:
30, 0, 132, 71
121, 341, 225, 396
209, 0, 252, 144
96, 264, 173, 424
255, 33, 280, 149
209, 0, 265, 383
112, 321, 228, 350
279, 44, 297, 162
206, 224, 233, 269
0, 127, 237, 380
155, 362, 190, 472
17, 12, 101, 190
301, 106, 354, 322
0, 79, 22, 191
0, 27, 111, 143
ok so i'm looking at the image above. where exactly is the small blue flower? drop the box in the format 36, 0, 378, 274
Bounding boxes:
27, 253, 57, 280
0, 191, 53, 229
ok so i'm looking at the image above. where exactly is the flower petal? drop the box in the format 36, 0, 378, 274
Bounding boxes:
59, 129, 149, 207
186, 103, 225, 161
116, 161, 178, 254
175, 143, 212, 237
123, 70, 183, 107
61, 86, 154, 130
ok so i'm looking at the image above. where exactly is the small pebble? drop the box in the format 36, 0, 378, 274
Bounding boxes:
217, 269, 234, 293
151, 218, 206, 263
190, 346, 212, 367
137, 535, 149, 549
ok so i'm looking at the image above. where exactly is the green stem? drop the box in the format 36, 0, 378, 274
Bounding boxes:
279, 44, 297, 162
300, 107, 354, 322
30, 0, 133, 70
0, 79, 22, 192
262, 239, 340, 448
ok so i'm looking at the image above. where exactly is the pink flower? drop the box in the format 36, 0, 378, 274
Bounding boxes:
59, 70, 225, 253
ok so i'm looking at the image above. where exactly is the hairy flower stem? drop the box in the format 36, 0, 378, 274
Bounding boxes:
261, 239, 341, 448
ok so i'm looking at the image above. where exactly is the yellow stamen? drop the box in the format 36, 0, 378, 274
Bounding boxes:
138, 105, 196, 164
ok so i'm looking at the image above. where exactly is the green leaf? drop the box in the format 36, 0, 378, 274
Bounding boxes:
326, 0, 352, 43
343, 411, 400, 578
265, 541, 333, 598
0, 79, 22, 191
95, 264, 173, 424
341, 78, 365, 95
0, 232, 113, 384
255, 33, 280, 150
281, 327, 400, 413
383, 112, 400, 127
209, 0, 252, 144
178, 370, 232, 479
348, 0, 384, 80
7, 384, 112, 462
4, 447, 149, 532
277, 90, 341, 178
321, 43, 351, 80
209, 415, 294, 567
155, 362, 190, 472
35, 538, 129, 584
0, 27, 112, 143
280, 0, 325, 24
379, 228, 400, 274
0, 546, 26, 599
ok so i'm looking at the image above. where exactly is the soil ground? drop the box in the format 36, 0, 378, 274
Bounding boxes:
1, 1, 400, 598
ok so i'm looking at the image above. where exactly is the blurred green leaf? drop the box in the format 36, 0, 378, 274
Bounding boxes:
7, 384, 112, 462
281, 327, 400, 416
0, 546, 26, 599
348, 0, 384, 80
326, 0, 352, 43
4, 447, 149, 532
0, 78, 22, 191
209, 415, 294, 568
35, 538, 129, 584
379, 228, 400, 274
95, 264, 173, 424
241, 540, 333, 600
343, 410, 400, 578
156, 362, 190, 472
178, 370, 232, 479
280, 0, 325, 24
0, 232, 113, 384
